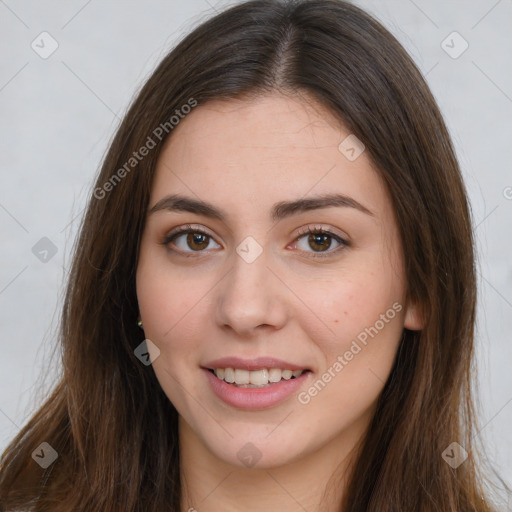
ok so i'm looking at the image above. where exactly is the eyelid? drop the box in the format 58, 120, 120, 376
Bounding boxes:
164, 223, 215, 242
294, 224, 348, 242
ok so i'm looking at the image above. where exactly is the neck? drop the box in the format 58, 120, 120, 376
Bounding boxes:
179, 414, 369, 512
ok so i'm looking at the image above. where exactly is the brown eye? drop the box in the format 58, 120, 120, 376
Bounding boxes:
295, 227, 348, 258
163, 227, 221, 254
185, 232, 210, 251
307, 233, 332, 252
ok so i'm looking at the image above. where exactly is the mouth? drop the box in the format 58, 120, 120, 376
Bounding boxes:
203, 366, 312, 410
206, 367, 312, 388
201, 356, 313, 409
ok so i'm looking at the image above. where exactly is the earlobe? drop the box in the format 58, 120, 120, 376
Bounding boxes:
403, 298, 426, 331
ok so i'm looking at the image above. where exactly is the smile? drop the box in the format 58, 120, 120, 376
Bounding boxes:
203, 368, 312, 410
209, 368, 306, 388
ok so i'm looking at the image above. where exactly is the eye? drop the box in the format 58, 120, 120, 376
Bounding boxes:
293, 226, 348, 258
162, 224, 221, 254
162, 224, 348, 259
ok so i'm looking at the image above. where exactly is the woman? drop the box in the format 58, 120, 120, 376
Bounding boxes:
0, 0, 503, 510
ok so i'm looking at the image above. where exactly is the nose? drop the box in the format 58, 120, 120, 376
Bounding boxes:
214, 247, 289, 337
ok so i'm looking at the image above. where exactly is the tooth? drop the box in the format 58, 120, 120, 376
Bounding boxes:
281, 369, 293, 380
268, 368, 282, 383
249, 369, 269, 385
218, 367, 303, 385
224, 368, 235, 383
234, 369, 250, 385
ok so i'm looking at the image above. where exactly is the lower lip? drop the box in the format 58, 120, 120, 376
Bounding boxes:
203, 369, 310, 410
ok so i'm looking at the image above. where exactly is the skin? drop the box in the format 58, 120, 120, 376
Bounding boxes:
136, 92, 424, 512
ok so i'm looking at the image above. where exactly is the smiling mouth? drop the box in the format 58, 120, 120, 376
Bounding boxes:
207, 368, 311, 388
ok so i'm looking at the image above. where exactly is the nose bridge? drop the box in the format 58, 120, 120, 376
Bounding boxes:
214, 241, 288, 334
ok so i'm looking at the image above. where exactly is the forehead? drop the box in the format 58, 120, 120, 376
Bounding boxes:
151, 93, 391, 222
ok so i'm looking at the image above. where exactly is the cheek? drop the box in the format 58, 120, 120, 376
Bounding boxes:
296, 280, 404, 428
136, 261, 211, 404
293, 266, 403, 344
136, 254, 210, 340
289, 261, 405, 414
136, 257, 225, 396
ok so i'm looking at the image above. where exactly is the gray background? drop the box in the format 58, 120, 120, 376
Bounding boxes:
1, 0, 511, 494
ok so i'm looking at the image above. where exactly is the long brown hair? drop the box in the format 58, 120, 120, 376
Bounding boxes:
0, 1, 500, 510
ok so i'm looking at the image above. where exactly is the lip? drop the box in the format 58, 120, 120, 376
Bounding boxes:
202, 356, 310, 372
203, 368, 311, 410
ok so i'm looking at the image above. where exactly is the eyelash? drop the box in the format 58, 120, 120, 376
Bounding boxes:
162, 224, 349, 259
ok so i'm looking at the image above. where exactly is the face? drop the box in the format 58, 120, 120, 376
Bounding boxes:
136, 92, 423, 469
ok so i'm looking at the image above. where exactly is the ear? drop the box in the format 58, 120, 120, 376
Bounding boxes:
403, 297, 426, 331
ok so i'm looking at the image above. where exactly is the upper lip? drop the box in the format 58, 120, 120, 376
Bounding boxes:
202, 356, 310, 372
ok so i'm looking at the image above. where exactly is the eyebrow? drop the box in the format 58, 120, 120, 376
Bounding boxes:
149, 193, 375, 222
